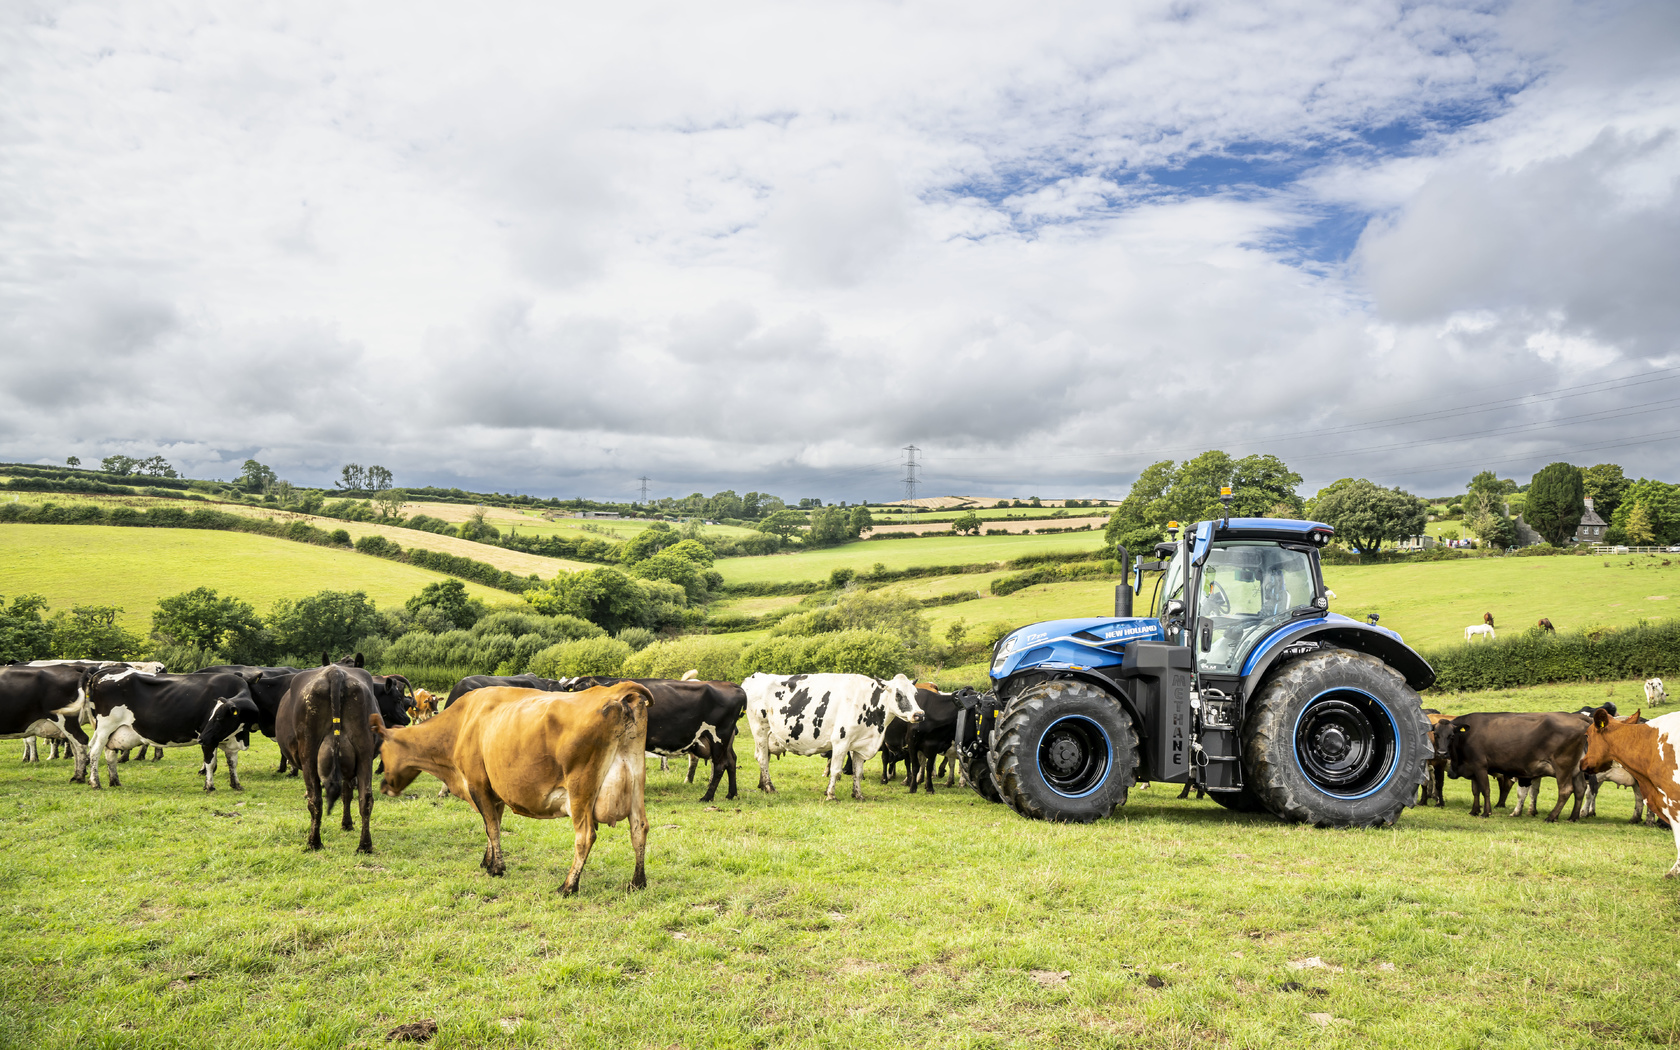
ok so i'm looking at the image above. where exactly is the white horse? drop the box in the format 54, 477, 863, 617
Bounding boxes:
1465, 624, 1496, 642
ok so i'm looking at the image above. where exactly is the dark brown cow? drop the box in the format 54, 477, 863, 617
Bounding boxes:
1446, 712, 1590, 822
1417, 711, 1453, 807
371, 683, 651, 895
277, 665, 379, 853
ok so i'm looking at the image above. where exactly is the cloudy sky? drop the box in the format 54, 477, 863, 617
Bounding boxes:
2, 1, 1676, 503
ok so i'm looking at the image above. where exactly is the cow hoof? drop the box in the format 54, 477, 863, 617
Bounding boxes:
356, 844, 373, 855
231, 784, 243, 792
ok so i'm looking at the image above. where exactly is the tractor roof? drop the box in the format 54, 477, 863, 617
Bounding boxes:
1191, 518, 1335, 545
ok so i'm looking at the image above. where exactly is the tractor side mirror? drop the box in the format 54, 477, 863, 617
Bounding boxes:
1164, 599, 1184, 622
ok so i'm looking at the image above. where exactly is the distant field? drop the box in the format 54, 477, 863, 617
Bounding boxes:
717, 533, 1108, 585
401, 503, 760, 541
869, 507, 1113, 523
0, 525, 508, 628
0, 490, 591, 576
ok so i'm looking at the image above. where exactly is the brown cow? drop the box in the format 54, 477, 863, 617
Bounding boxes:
1417, 711, 1454, 806
1446, 711, 1590, 822
371, 683, 651, 896
276, 665, 379, 853
412, 689, 438, 721
1484, 612, 1495, 627
1537, 618, 1555, 633
1584, 709, 1680, 877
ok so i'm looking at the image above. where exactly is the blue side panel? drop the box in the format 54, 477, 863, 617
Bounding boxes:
991, 617, 1164, 680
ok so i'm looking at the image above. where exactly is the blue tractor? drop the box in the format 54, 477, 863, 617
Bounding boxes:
964, 501, 1436, 826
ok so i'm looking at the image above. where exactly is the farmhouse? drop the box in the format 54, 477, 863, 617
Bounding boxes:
1574, 497, 1608, 543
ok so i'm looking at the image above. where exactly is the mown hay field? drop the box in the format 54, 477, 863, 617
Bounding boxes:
716, 533, 1108, 585
0, 525, 507, 629
1, 679, 1674, 1050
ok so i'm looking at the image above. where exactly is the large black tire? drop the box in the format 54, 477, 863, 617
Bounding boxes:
991, 680, 1139, 823
1243, 649, 1431, 828
965, 751, 1003, 803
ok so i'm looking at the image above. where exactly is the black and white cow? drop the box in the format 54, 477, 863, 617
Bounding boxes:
743, 673, 924, 801
84, 668, 260, 790
559, 676, 748, 802
16, 661, 162, 762
193, 667, 303, 773
1, 665, 93, 779
904, 685, 964, 795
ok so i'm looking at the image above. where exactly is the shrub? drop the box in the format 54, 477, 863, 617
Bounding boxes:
738, 629, 909, 679
616, 627, 657, 652
1425, 618, 1680, 691
620, 636, 744, 681
528, 636, 632, 678
329, 529, 351, 546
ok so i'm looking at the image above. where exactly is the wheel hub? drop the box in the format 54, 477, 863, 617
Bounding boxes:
1046, 735, 1083, 775
1294, 691, 1397, 798
1035, 715, 1113, 798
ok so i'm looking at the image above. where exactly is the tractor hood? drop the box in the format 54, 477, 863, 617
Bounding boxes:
991, 616, 1165, 680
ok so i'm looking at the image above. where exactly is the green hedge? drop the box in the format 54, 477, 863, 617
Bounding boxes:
1425, 619, 1680, 692
620, 636, 744, 681
991, 560, 1121, 597
738, 629, 910, 679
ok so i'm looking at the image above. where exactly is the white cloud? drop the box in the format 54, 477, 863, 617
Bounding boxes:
0, 0, 1676, 501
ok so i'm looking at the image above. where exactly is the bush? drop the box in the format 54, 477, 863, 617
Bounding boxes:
1425, 618, 1680, 691
620, 636, 744, 681
738, 629, 909, 679
528, 636, 632, 678
990, 560, 1120, 597
616, 627, 657, 652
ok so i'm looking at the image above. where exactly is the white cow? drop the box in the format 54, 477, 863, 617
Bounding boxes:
1646, 678, 1668, 707
1465, 624, 1496, 642
744, 673, 924, 801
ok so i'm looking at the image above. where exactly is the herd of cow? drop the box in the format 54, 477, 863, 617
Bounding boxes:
0, 658, 965, 893
3, 658, 1678, 889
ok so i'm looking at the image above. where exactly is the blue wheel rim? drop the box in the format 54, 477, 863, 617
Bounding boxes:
1037, 715, 1113, 799
1291, 688, 1399, 800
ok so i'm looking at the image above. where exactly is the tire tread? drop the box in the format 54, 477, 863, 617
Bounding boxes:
992, 680, 1139, 823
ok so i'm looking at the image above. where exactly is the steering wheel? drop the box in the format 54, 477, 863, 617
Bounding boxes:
1204, 581, 1230, 616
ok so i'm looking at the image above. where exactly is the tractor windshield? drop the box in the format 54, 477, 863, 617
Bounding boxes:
1195, 541, 1319, 675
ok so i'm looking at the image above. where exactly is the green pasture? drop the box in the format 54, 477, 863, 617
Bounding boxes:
3, 677, 1676, 1049
868, 507, 1110, 524
717, 533, 1108, 586
0, 525, 506, 629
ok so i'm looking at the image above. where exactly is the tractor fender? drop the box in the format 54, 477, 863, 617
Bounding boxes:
998, 670, 1145, 741
1241, 619, 1435, 695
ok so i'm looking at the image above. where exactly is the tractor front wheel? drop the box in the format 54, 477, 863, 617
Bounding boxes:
992, 680, 1138, 823
1243, 649, 1430, 828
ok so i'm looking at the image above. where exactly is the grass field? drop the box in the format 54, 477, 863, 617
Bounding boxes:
0, 525, 507, 629
717, 533, 1108, 586
2, 678, 1675, 1049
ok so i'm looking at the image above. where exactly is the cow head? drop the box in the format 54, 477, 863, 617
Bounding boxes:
885, 674, 924, 724
368, 713, 422, 796
1584, 707, 1639, 774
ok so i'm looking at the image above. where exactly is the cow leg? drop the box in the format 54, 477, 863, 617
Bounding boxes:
754, 731, 775, 794
700, 747, 727, 804
1667, 820, 1680, 879
150, 746, 162, 761
22, 738, 36, 763
1507, 779, 1530, 817
906, 748, 921, 794
1494, 775, 1514, 810
1636, 784, 1650, 825
223, 741, 244, 791
1470, 772, 1490, 817
851, 747, 866, 801
723, 741, 738, 800
923, 749, 936, 796
118, 748, 130, 764
355, 754, 374, 854
471, 786, 506, 875
823, 748, 846, 801
86, 715, 120, 790
1432, 763, 1446, 807
1552, 773, 1584, 824
686, 754, 700, 784
560, 802, 597, 897
301, 744, 325, 851
627, 764, 649, 892
201, 741, 220, 793
944, 747, 957, 787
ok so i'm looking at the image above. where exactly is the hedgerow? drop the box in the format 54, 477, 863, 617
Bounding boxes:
1424, 618, 1680, 692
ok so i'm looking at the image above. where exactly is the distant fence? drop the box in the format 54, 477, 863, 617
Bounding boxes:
1590, 545, 1672, 555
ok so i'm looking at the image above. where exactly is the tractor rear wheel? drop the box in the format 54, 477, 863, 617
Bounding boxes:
992, 680, 1138, 823
1242, 649, 1430, 828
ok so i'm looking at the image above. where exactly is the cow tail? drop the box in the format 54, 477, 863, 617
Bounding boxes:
323, 668, 347, 813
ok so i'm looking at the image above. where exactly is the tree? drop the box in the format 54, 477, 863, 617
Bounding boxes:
524, 568, 651, 635
849, 506, 875, 538
757, 508, 806, 540
51, 605, 144, 660
337, 463, 365, 490
237, 459, 278, 494
1306, 479, 1428, 554
268, 590, 383, 659
621, 521, 678, 564
1582, 463, 1631, 520
151, 587, 263, 653
101, 455, 139, 476
1606, 480, 1680, 546
1105, 451, 1304, 551
1624, 502, 1656, 545
136, 455, 177, 478
807, 506, 852, 546
372, 490, 405, 519
0, 594, 54, 663
405, 579, 481, 630
65, 456, 80, 468
631, 539, 719, 602
1523, 462, 1586, 547
365, 465, 394, 491
952, 511, 982, 535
